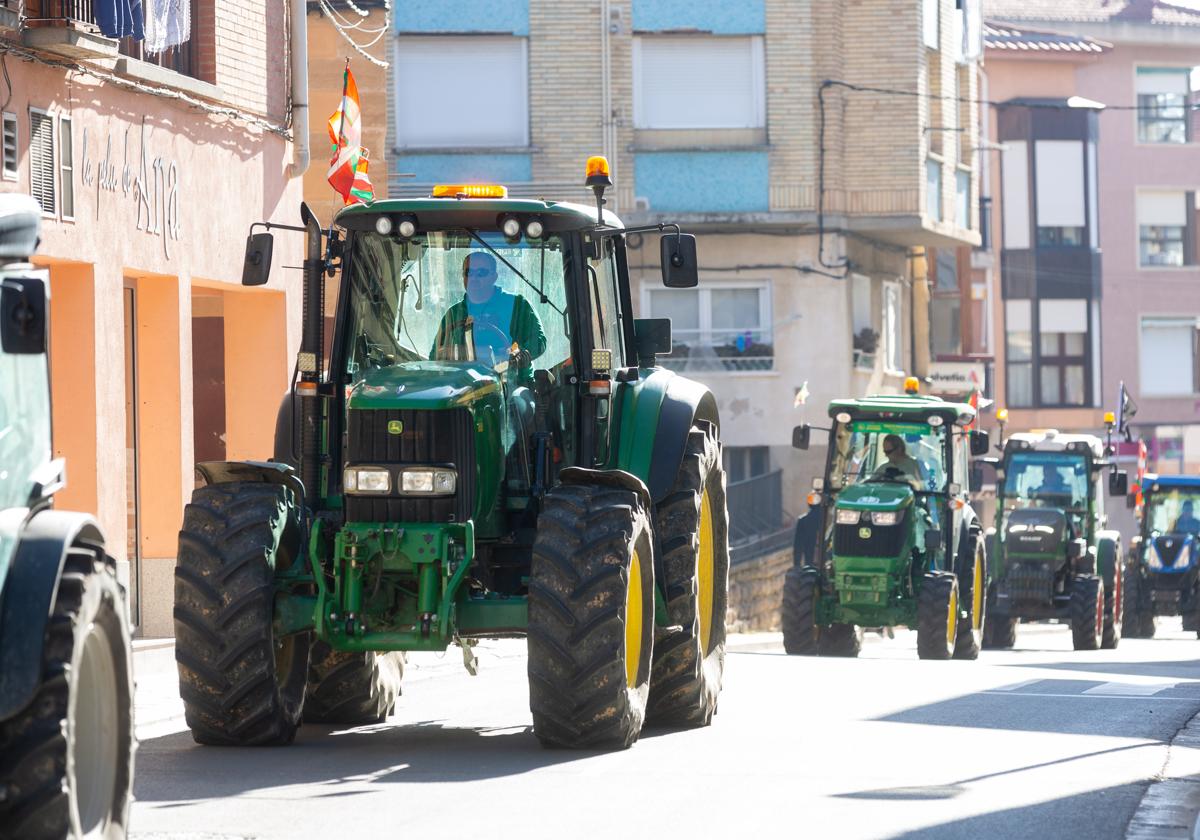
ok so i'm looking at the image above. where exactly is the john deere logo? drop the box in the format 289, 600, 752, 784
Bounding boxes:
387, 420, 404, 435
859, 527, 872, 539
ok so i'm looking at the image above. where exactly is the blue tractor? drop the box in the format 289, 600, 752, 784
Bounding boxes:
1124, 474, 1200, 638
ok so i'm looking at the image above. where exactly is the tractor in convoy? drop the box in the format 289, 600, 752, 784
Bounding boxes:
782, 380, 991, 660
0, 195, 135, 837
173, 157, 730, 750
1124, 474, 1200, 638
982, 427, 1128, 651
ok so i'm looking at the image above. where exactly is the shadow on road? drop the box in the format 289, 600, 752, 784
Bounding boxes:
134, 720, 604, 802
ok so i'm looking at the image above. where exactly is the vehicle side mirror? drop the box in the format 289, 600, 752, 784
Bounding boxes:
969, 430, 990, 457
242, 232, 274, 286
0, 275, 47, 354
661, 233, 698, 288
633, 318, 672, 367
1109, 470, 1128, 497
792, 424, 812, 450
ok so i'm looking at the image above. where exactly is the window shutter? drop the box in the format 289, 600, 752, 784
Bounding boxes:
635, 36, 764, 129
29, 111, 55, 215
2, 114, 16, 180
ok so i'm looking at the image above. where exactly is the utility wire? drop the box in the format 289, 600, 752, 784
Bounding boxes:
317, 0, 389, 67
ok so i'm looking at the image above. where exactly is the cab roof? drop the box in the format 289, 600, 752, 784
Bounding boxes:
334, 198, 622, 234
1005, 430, 1105, 458
1144, 474, 1200, 489
827, 393, 976, 425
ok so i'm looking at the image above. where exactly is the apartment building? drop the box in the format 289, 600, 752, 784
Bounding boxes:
986, 1, 1200, 474
388, 0, 984, 551
0, 1, 304, 635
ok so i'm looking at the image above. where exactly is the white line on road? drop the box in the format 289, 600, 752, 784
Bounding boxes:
981, 690, 1195, 701
1085, 682, 1179, 696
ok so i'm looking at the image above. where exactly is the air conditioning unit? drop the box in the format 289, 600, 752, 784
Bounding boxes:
634, 196, 650, 212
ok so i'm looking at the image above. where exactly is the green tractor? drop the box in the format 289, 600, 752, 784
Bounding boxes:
174, 160, 730, 750
0, 195, 135, 837
782, 382, 991, 660
982, 429, 1128, 651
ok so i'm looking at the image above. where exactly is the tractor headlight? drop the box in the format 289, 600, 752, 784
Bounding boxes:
836, 509, 862, 525
1146, 542, 1163, 570
871, 511, 899, 526
1178, 544, 1192, 569
399, 468, 457, 496
344, 467, 391, 494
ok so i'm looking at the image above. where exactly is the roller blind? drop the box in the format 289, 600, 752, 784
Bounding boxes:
1136, 68, 1189, 95
634, 36, 764, 129
1137, 191, 1187, 226
394, 37, 528, 148
1035, 141, 1085, 228
1141, 318, 1197, 395
1040, 299, 1087, 333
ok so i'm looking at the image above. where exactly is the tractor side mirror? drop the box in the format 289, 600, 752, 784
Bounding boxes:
792, 424, 812, 450
242, 232, 274, 286
0, 275, 47, 354
633, 318, 672, 367
1109, 470, 1129, 498
661, 233, 698, 288
969, 430, 990, 457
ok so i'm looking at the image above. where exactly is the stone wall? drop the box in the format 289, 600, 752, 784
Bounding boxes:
726, 547, 793, 633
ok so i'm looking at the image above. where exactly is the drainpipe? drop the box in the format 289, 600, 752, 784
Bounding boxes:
290, 0, 311, 178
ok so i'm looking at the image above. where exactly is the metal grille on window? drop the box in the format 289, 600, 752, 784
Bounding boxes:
29, 111, 55, 215
2, 114, 16, 180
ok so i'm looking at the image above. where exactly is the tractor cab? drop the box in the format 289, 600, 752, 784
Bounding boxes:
1125, 474, 1200, 637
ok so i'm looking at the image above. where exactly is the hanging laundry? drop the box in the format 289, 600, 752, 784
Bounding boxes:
94, 0, 145, 41
144, 0, 191, 55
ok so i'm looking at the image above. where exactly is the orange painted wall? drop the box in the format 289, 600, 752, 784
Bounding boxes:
223, 288, 290, 461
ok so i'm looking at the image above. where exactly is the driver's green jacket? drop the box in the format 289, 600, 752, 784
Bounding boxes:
430, 294, 547, 380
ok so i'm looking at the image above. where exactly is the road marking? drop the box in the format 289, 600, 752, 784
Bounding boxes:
992, 679, 1044, 692
981, 690, 1194, 701
1084, 682, 1177, 697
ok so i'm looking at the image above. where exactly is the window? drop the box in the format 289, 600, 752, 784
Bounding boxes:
1136, 67, 1197, 144
29, 109, 54, 216
2, 113, 15, 181
1005, 299, 1033, 407
883, 281, 903, 374
394, 37, 529, 148
923, 0, 939, 49
1141, 317, 1200, 395
645, 284, 772, 372
927, 158, 942, 222
851, 273, 876, 369
724, 446, 769, 484
1001, 140, 1030, 249
59, 116, 73, 219
955, 170, 970, 229
117, 0, 198, 78
930, 248, 962, 357
1038, 300, 1089, 406
1136, 191, 1200, 267
633, 36, 765, 130
1035, 140, 1086, 247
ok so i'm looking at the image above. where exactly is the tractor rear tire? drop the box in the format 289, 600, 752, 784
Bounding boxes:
818, 623, 862, 657
781, 566, 819, 655
304, 643, 404, 725
1122, 566, 1155, 638
174, 482, 311, 746
528, 483, 655, 749
953, 535, 986, 660
0, 545, 134, 840
647, 425, 730, 727
1102, 566, 1124, 650
917, 572, 959, 660
1070, 575, 1105, 651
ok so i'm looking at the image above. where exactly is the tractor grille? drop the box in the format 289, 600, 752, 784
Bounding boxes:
344, 408, 476, 523
834, 513, 907, 558
1153, 536, 1187, 567
1004, 509, 1066, 554
1006, 560, 1056, 604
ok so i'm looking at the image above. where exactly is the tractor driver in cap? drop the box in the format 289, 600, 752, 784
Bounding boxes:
431, 252, 547, 380
870, 434, 924, 489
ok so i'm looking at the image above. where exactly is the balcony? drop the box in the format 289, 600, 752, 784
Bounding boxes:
14, 0, 120, 59
727, 470, 794, 564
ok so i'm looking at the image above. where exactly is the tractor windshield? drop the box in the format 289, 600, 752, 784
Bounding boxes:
1145, 487, 1200, 537
342, 230, 573, 378
1002, 452, 1088, 511
829, 420, 947, 493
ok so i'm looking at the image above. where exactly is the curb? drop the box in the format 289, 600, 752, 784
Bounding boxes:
1126, 710, 1200, 839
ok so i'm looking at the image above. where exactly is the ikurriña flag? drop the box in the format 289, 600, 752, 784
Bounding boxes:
327, 61, 374, 205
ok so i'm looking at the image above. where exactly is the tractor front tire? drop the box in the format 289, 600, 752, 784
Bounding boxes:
1102, 566, 1124, 650
781, 566, 820, 655
953, 535, 987, 660
1122, 566, 1155, 638
818, 623, 862, 657
1070, 575, 1105, 651
528, 483, 655, 749
917, 572, 959, 660
981, 581, 1017, 649
0, 544, 134, 840
646, 425, 730, 727
304, 643, 404, 725
174, 482, 311, 746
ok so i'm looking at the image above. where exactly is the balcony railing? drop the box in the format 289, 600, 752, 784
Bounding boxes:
16, 0, 96, 25
727, 469, 794, 564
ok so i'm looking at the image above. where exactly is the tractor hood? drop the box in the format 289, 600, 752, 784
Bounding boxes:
835, 483, 915, 512
346, 362, 502, 410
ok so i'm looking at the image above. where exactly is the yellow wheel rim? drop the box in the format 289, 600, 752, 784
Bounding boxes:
698, 488, 716, 655
947, 585, 958, 646
625, 549, 644, 689
972, 550, 984, 632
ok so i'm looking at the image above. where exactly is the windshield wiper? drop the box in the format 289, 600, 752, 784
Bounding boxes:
463, 228, 565, 316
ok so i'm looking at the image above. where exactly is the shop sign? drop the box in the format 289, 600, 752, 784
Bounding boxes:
81, 120, 181, 259
927, 361, 985, 396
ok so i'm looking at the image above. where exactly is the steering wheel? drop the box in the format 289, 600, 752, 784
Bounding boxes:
865, 467, 909, 485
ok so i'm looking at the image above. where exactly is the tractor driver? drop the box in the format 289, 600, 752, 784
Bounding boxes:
431, 252, 547, 379
1173, 500, 1200, 536
871, 434, 924, 489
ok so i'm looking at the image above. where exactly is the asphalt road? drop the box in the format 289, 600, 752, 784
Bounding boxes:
129, 619, 1200, 840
